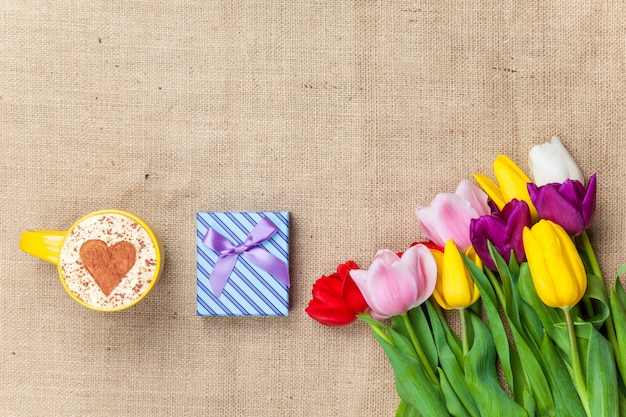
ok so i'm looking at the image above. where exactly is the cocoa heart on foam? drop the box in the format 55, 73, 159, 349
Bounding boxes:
79, 239, 137, 296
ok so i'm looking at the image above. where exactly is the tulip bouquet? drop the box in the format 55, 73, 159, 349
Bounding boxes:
306, 137, 626, 417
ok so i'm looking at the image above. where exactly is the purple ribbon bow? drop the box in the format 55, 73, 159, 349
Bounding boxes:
202, 217, 290, 298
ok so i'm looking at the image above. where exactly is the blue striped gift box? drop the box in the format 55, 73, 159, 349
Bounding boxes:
196, 212, 290, 316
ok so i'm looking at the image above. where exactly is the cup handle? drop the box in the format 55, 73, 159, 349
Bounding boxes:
20, 230, 66, 265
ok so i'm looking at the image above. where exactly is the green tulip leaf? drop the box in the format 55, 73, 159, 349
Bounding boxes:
388, 328, 420, 363
508, 249, 520, 277
425, 302, 480, 417
618, 388, 626, 417
494, 247, 548, 348
396, 399, 423, 417
615, 263, 626, 282
518, 263, 570, 352
370, 327, 451, 417
539, 330, 586, 417
479, 261, 555, 415
463, 255, 516, 394
609, 281, 626, 389
507, 316, 556, 416
428, 302, 463, 365
520, 388, 537, 417
587, 328, 619, 417
612, 276, 626, 306
581, 273, 611, 328
518, 299, 545, 348
488, 242, 521, 326
463, 312, 528, 417
405, 305, 438, 370
424, 301, 462, 365
439, 367, 472, 417
577, 245, 593, 277
512, 352, 536, 415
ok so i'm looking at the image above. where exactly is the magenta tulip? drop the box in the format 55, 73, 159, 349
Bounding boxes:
470, 199, 531, 270
417, 180, 490, 251
349, 244, 437, 320
527, 174, 596, 236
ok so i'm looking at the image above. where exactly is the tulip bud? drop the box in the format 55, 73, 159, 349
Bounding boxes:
430, 240, 481, 310
528, 136, 584, 186
416, 180, 490, 251
470, 199, 531, 270
350, 244, 437, 319
522, 220, 587, 308
305, 261, 368, 326
527, 174, 596, 236
474, 154, 538, 222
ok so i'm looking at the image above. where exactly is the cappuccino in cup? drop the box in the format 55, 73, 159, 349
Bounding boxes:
20, 210, 162, 312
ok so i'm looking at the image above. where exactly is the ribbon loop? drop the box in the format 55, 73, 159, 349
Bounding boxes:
201, 216, 290, 298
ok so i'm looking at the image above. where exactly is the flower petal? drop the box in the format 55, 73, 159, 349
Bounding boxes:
341, 272, 368, 313
350, 262, 412, 319
523, 225, 560, 307
470, 215, 506, 270
529, 182, 584, 235
373, 249, 402, 266
502, 199, 530, 262
430, 249, 452, 309
494, 155, 536, 219
529, 137, 584, 186
311, 274, 344, 304
581, 173, 597, 229
542, 222, 585, 306
401, 244, 437, 306
305, 301, 359, 326
336, 260, 359, 280
441, 240, 474, 309
417, 193, 476, 250
305, 261, 368, 326
523, 221, 586, 308
474, 173, 507, 210
455, 180, 491, 216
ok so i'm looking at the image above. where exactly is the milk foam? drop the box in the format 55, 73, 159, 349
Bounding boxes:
60, 214, 157, 310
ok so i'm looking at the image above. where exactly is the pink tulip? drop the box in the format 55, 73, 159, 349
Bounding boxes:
349, 244, 437, 320
416, 180, 491, 251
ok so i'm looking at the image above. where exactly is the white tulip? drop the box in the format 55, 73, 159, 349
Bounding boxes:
528, 136, 584, 186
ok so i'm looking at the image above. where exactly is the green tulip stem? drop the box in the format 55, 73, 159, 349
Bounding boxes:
460, 307, 469, 356
401, 312, 439, 385
563, 306, 591, 417
359, 313, 393, 345
366, 322, 392, 346
580, 230, 602, 280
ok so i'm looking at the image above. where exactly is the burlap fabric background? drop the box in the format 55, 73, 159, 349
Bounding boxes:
2, 1, 625, 416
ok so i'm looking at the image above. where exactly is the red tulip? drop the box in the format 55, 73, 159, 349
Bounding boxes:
305, 261, 368, 326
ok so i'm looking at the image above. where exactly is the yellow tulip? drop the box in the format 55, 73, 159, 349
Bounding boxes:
431, 240, 481, 310
474, 154, 539, 222
522, 220, 587, 308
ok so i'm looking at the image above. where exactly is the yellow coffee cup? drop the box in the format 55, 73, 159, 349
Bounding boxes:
20, 209, 163, 312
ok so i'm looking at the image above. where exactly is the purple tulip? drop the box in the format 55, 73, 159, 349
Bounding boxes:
527, 174, 596, 236
470, 199, 531, 270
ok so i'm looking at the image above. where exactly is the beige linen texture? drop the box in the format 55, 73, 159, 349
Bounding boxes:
1, 1, 626, 416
